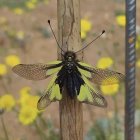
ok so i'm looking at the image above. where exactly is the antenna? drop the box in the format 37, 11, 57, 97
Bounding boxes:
76, 30, 105, 53
48, 20, 65, 53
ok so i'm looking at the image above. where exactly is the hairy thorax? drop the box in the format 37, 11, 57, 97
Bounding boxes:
65, 61, 75, 73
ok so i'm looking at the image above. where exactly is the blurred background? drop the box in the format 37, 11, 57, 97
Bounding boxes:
0, 0, 140, 140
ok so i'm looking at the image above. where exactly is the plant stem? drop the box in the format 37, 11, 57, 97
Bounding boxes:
38, 114, 48, 128
0, 77, 9, 93
34, 120, 48, 140
1, 116, 9, 140
58, 0, 83, 139
113, 96, 119, 140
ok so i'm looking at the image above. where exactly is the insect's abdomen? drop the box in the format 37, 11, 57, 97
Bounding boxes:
67, 71, 85, 99
56, 64, 84, 99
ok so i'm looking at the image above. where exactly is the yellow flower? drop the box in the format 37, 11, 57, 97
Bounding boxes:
97, 57, 113, 69
81, 19, 92, 32
18, 90, 39, 110
18, 93, 30, 107
81, 19, 92, 39
100, 77, 119, 96
19, 87, 31, 95
22, 95, 39, 109
25, 1, 36, 9
18, 87, 31, 107
81, 31, 86, 39
116, 15, 126, 27
19, 106, 38, 125
5, 55, 21, 67
28, 96, 39, 108
136, 59, 140, 67
16, 31, 25, 40
101, 84, 119, 95
0, 64, 7, 76
13, 8, 24, 15
18, 94, 44, 114
0, 95, 16, 111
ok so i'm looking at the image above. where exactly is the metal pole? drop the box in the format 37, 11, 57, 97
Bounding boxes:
125, 0, 136, 140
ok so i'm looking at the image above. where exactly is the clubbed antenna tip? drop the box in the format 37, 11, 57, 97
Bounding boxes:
47, 19, 64, 53
75, 29, 106, 53
102, 30, 105, 34
48, 20, 50, 24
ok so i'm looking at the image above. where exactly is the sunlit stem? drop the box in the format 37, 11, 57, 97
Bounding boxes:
38, 114, 48, 128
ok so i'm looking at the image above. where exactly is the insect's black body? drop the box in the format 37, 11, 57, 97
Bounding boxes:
56, 51, 84, 99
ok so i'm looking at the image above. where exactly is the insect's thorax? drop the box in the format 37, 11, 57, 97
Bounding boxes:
64, 61, 75, 73
62, 51, 77, 73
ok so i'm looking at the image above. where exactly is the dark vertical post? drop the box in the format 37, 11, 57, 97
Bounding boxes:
57, 0, 83, 140
125, 0, 136, 140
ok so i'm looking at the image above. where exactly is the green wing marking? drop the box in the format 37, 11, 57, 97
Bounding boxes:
78, 62, 125, 85
46, 61, 62, 76
77, 75, 107, 107
78, 62, 92, 78
37, 74, 62, 110
12, 61, 62, 80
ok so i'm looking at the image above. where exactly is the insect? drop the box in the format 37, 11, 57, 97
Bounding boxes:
12, 20, 125, 110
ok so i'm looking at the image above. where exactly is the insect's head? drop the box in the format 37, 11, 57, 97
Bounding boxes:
64, 51, 76, 61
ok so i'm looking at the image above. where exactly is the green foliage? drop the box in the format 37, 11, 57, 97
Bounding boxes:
0, 0, 28, 8
85, 118, 124, 140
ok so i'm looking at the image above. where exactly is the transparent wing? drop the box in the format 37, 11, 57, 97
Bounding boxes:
12, 61, 62, 80
77, 75, 107, 107
77, 77, 107, 107
37, 78, 62, 110
90, 68, 124, 85
37, 93, 52, 110
83, 86, 107, 107
77, 62, 125, 85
